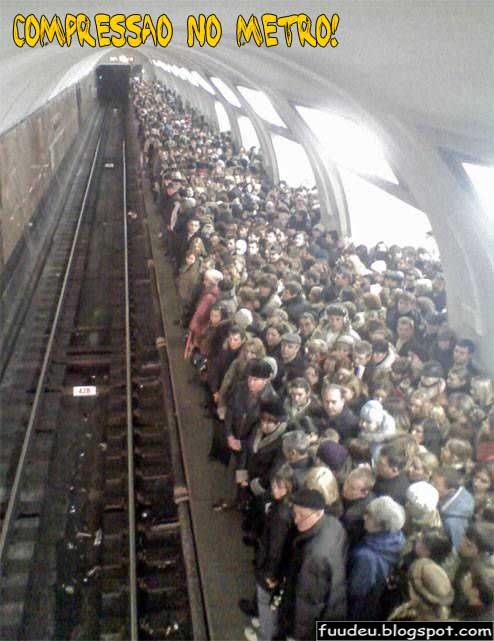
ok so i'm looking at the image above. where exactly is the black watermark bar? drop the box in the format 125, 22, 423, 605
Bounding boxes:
316, 621, 494, 641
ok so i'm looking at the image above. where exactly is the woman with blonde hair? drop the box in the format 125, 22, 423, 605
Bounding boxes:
408, 451, 440, 483
440, 438, 474, 479
304, 465, 342, 517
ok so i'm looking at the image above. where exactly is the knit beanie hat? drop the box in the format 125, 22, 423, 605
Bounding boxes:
316, 442, 349, 472
360, 400, 385, 424
291, 488, 326, 511
407, 482, 439, 512
409, 559, 454, 606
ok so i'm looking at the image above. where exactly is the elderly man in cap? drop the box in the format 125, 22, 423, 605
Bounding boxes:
277, 488, 347, 641
214, 359, 278, 511
278, 332, 307, 393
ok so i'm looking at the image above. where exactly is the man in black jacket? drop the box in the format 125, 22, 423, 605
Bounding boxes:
246, 399, 289, 498
321, 383, 359, 443
373, 444, 410, 506
278, 489, 348, 640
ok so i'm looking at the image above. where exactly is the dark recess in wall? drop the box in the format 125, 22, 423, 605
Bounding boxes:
96, 64, 130, 106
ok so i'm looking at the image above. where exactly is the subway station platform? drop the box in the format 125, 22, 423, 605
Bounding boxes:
141, 169, 254, 641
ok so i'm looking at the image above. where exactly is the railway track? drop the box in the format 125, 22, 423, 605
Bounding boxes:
0, 108, 204, 640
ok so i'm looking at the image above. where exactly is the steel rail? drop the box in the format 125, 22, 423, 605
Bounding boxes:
0, 133, 103, 568
122, 140, 139, 641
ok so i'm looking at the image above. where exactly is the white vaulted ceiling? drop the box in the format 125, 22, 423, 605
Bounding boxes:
0, 0, 493, 146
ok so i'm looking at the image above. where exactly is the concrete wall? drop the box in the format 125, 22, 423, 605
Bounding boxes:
0, 74, 97, 270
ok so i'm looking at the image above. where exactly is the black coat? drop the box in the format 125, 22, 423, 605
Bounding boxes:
247, 422, 288, 495
374, 473, 410, 506
224, 380, 277, 443
325, 406, 360, 442
340, 492, 376, 548
279, 515, 348, 640
255, 496, 293, 586
206, 343, 240, 394
278, 351, 308, 390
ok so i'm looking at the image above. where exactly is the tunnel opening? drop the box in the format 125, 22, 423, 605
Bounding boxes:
96, 64, 130, 107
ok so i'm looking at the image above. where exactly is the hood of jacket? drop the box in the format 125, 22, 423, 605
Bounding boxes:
362, 411, 396, 444
358, 530, 405, 566
440, 486, 474, 519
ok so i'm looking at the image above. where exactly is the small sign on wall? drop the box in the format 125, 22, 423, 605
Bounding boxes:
73, 386, 97, 397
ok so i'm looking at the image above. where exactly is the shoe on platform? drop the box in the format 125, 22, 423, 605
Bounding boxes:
244, 626, 258, 641
212, 499, 237, 512
251, 617, 260, 629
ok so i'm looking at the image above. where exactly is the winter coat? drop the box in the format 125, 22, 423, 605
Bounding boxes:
325, 406, 360, 443
341, 492, 376, 548
188, 285, 219, 345
255, 496, 293, 586
206, 343, 241, 395
280, 515, 348, 640
176, 260, 202, 306
224, 379, 277, 443
374, 473, 410, 507
247, 421, 288, 496
348, 530, 405, 620
278, 351, 308, 387
438, 486, 474, 549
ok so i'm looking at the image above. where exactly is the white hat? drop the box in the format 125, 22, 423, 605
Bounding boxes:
234, 308, 253, 329
370, 260, 387, 274
407, 481, 439, 512
204, 269, 223, 284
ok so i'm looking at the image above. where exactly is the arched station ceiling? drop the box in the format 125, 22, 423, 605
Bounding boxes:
1, 0, 493, 149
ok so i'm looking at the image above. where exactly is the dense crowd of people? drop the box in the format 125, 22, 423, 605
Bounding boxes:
132, 78, 494, 641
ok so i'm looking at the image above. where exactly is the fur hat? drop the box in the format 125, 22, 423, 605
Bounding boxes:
409, 559, 454, 606
291, 488, 326, 511
316, 442, 348, 472
407, 482, 439, 512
